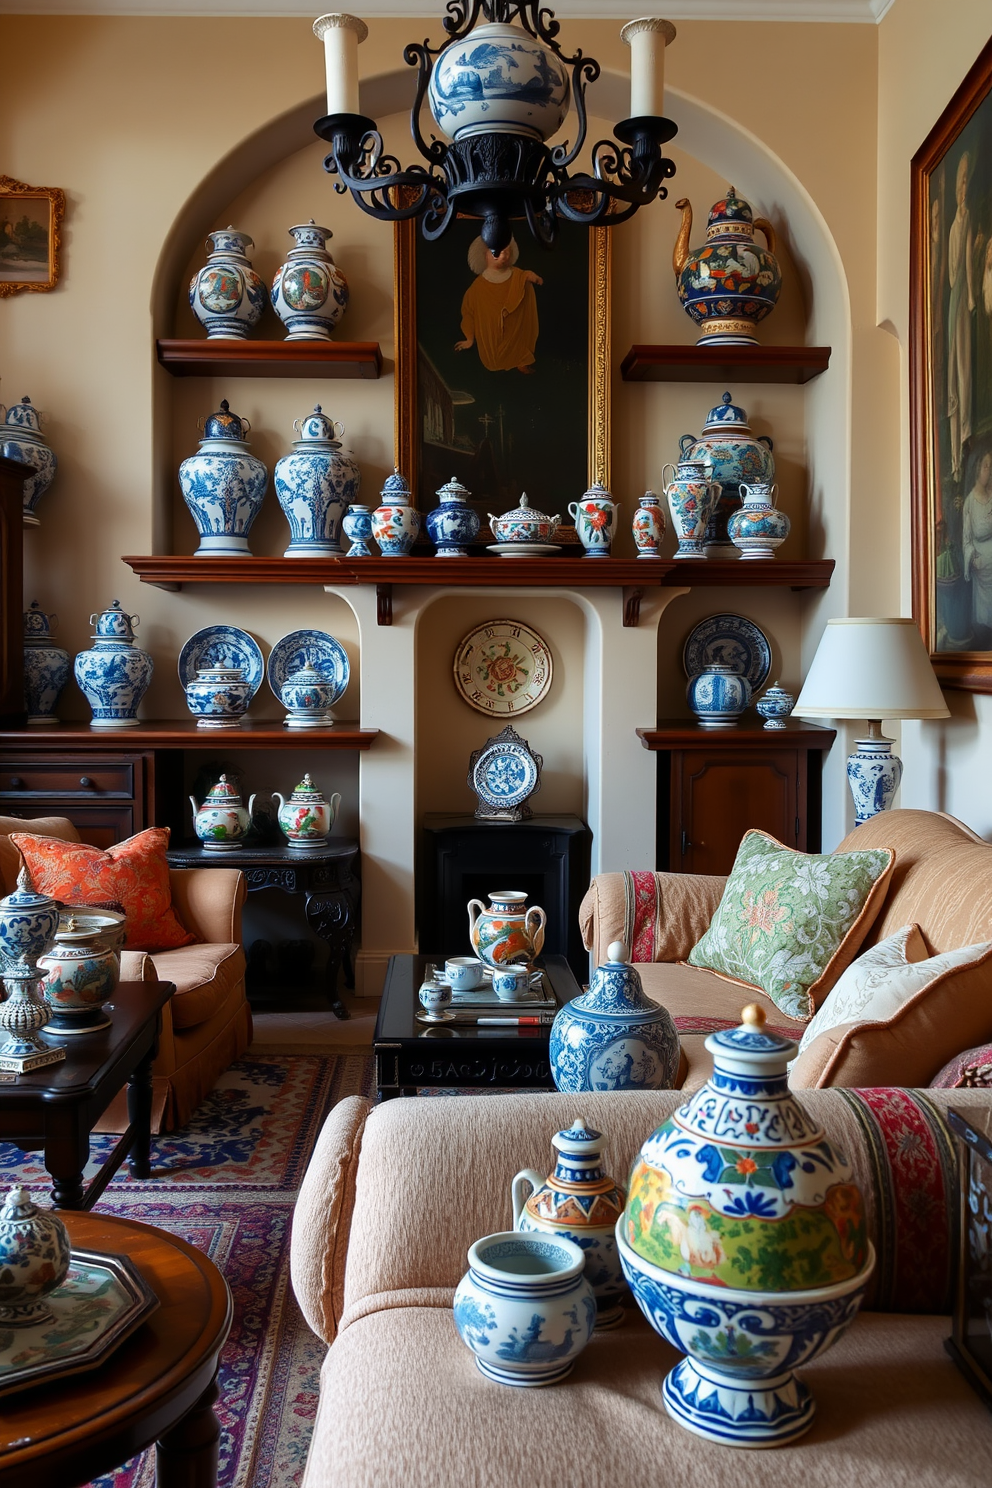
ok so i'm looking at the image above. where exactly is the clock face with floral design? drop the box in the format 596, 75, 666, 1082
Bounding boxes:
453, 619, 553, 716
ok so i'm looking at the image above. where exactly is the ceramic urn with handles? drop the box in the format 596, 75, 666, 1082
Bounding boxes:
190, 773, 256, 852
467, 891, 546, 967
272, 773, 341, 851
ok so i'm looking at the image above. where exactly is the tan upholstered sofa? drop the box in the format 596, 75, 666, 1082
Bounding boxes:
0, 816, 251, 1131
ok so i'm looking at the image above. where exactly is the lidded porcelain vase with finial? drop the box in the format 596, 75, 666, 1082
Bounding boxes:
631, 491, 667, 558
23, 600, 70, 725
73, 600, 154, 730
0, 1186, 71, 1328
179, 400, 269, 558
189, 227, 268, 338
274, 406, 360, 556
1, 395, 58, 525
372, 468, 420, 556
271, 220, 349, 341
426, 477, 479, 556
678, 391, 775, 555
672, 186, 782, 347
549, 942, 680, 1093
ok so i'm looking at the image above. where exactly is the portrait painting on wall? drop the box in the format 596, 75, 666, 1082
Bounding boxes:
912, 37, 992, 691
0, 177, 65, 296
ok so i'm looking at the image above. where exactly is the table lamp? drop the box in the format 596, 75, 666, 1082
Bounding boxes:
794, 617, 949, 824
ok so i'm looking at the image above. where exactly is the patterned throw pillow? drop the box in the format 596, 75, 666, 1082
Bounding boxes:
11, 827, 195, 953
795, 923, 930, 1057
931, 1043, 992, 1088
687, 829, 895, 1021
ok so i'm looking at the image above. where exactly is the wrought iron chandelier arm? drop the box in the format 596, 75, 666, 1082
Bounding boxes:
403, 42, 450, 167
549, 55, 599, 172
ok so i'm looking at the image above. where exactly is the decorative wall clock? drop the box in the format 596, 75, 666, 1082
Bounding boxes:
469, 725, 543, 822
453, 619, 553, 717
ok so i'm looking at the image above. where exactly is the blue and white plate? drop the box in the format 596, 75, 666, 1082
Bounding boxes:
266, 629, 350, 706
682, 613, 772, 692
178, 625, 265, 699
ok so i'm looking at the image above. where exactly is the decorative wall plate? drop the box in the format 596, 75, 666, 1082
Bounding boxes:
469, 724, 543, 821
178, 625, 264, 699
266, 629, 350, 705
454, 620, 552, 716
682, 613, 772, 691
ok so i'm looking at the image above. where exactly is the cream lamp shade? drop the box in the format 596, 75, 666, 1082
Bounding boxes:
794, 618, 949, 721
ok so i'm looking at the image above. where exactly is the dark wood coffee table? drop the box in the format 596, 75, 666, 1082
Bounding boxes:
373, 953, 581, 1099
0, 979, 174, 1209
0, 1209, 232, 1488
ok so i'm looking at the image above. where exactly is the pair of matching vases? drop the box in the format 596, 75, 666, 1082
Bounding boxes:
189, 222, 348, 342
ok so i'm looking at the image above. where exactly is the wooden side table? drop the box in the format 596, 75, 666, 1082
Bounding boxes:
0, 1210, 232, 1488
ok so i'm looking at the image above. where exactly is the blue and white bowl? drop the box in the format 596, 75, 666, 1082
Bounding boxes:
686, 662, 751, 727
428, 23, 570, 142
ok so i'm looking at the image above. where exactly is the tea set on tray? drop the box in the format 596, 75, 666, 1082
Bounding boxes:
417, 890, 549, 1021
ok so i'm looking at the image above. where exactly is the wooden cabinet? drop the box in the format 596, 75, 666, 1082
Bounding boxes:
637, 719, 835, 876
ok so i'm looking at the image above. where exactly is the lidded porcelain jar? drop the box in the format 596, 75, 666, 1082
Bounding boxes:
488, 492, 560, 546
549, 942, 680, 1093
428, 21, 570, 143
342, 503, 374, 557
272, 772, 341, 850
686, 662, 751, 727
426, 476, 479, 557
372, 468, 420, 556
662, 459, 721, 559
189, 773, 256, 852
23, 600, 70, 725
38, 907, 125, 1034
728, 481, 790, 559
1, 395, 57, 526
678, 391, 775, 555
672, 186, 782, 346
568, 482, 619, 557
184, 664, 251, 728
73, 600, 154, 730
618, 1004, 874, 1447
179, 400, 269, 558
188, 227, 268, 339
274, 406, 360, 557
279, 663, 335, 729
756, 681, 795, 730
0, 865, 59, 966
631, 491, 667, 558
271, 220, 349, 341
512, 1119, 628, 1329
467, 890, 546, 968
0, 1186, 71, 1329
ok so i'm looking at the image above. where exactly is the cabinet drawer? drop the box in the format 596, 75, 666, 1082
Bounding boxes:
0, 760, 135, 798
0, 803, 136, 849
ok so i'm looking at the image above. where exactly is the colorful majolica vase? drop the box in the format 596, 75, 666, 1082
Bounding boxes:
0, 865, 59, 967
184, 664, 251, 728
38, 908, 125, 1034
686, 662, 751, 727
0, 1186, 71, 1329
189, 773, 256, 852
428, 21, 570, 143
342, 502, 374, 557
270, 221, 349, 341
663, 459, 721, 559
272, 773, 341, 851
1, 396, 58, 526
468, 890, 546, 968
513, 1119, 628, 1329
549, 942, 681, 1093
73, 601, 154, 730
727, 481, 790, 559
678, 392, 775, 554
189, 227, 267, 339
23, 601, 70, 725
618, 1004, 874, 1447
631, 491, 667, 558
756, 681, 795, 730
426, 477, 480, 557
568, 483, 618, 557
274, 406, 360, 557
372, 468, 420, 556
673, 187, 782, 347
179, 401, 269, 558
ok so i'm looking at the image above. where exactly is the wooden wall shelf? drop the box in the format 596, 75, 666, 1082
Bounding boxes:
156, 339, 383, 380
636, 718, 836, 750
0, 720, 379, 751
620, 345, 832, 384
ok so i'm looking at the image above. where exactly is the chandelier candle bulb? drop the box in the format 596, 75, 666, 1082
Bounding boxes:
313, 13, 368, 117
621, 18, 676, 119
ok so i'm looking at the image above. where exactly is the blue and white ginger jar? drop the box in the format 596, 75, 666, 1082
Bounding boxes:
0, 1186, 71, 1329
0, 865, 60, 966
184, 665, 251, 728
686, 662, 751, 727
23, 601, 70, 726
271, 221, 349, 341
428, 22, 570, 143
679, 392, 775, 555
1, 396, 57, 526
179, 400, 268, 557
73, 600, 154, 730
274, 406, 360, 557
342, 502, 374, 557
549, 941, 680, 1093
426, 476, 479, 556
728, 480, 790, 559
372, 468, 420, 556
756, 681, 795, 729
189, 227, 267, 339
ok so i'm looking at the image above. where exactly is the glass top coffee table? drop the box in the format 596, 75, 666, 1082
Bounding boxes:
373, 954, 582, 1100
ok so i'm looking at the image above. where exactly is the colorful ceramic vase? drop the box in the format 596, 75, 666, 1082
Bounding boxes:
372, 468, 420, 556
549, 942, 680, 1093
673, 187, 782, 346
728, 481, 790, 559
428, 23, 570, 143
73, 600, 154, 730
270, 221, 349, 341
23, 601, 70, 725
179, 401, 269, 558
272, 773, 341, 850
513, 1119, 628, 1329
568, 483, 619, 557
342, 503, 374, 557
0, 865, 59, 966
426, 477, 480, 557
279, 664, 335, 728
686, 662, 752, 727
38, 907, 125, 1034
274, 406, 360, 557
678, 392, 775, 555
756, 681, 795, 729
631, 491, 667, 558
618, 1004, 874, 1447
1, 396, 57, 526
488, 493, 560, 546
188, 227, 267, 339
0, 1186, 71, 1328
189, 773, 256, 852
184, 664, 251, 728
453, 1231, 595, 1387
663, 459, 722, 559
0, 958, 65, 1073
468, 891, 546, 968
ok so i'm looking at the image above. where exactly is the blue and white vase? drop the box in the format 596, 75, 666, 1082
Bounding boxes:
342, 502, 374, 557
679, 392, 775, 555
0, 1186, 70, 1329
549, 941, 681, 1093
188, 227, 267, 339
73, 600, 154, 730
279, 663, 335, 729
756, 681, 795, 729
271, 221, 349, 341
728, 481, 790, 559
0, 865, 60, 967
184, 665, 251, 728
274, 406, 360, 557
428, 22, 570, 143
663, 460, 721, 559
1, 396, 57, 527
686, 662, 751, 727
179, 401, 268, 557
426, 476, 479, 556
847, 735, 902, 825
568, 482, 619, 558
23, 601, 70, 726
372, 468, 420, 556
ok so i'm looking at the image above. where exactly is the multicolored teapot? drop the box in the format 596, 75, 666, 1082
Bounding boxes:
272, 773, 340, 851
189, 773, 256, 852
673, 186, 782, 346
467, 890, 546, 967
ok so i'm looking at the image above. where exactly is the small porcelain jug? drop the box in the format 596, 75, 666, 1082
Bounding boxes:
631, 491, 667, 558
568, 482, 619, 557
190, 773, 256, 852
467, 890, 546, 968
0, 1186, 71, 1328
549, 942, 681, 1093
272, 773, 341, 851
728, 481, 790, 559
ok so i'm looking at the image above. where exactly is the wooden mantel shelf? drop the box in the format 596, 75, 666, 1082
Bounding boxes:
122, 555, 835, 627
620, 344, 831, 384
0, 720, 379, 750
156, 339, 383, 380
637, 718, 836, 750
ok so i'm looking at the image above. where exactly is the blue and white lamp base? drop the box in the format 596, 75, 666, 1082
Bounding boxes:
847, 725, 903, 825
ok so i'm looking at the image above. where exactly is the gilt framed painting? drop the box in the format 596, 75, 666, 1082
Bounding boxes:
0, 177, 65, 296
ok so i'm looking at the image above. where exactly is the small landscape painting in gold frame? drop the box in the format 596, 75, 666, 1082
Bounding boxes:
0, 176, 65, 297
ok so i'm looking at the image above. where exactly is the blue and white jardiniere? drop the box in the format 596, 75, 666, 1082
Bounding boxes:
0, 865, 60, 967
686, 662, 751, 727
1, 396, 57, 526
179, 401, 268, 557
756, 681, 795, 730
188, 227, 267, 339
184, 664, 251, 728
23, 601, 70, 725
426, 477, 479, 556
274, 406, 360, 557
727, 481, 790, 559
73, 601, 154, 730
568, 482, 619, 557
271, 221, 349, 341
342, 503, 374, 557
371, 468, 420, 556
453, 1231, 595, 1387
428, 22, 570, 143
549, 941, 680, 1093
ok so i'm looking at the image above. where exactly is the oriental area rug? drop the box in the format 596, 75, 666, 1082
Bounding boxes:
0, 1050, 375, 1488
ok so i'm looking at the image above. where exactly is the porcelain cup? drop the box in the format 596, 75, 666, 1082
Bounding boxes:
445, 956, 486, 991
419, 978, 453, 1020
493, 965, 532, 1002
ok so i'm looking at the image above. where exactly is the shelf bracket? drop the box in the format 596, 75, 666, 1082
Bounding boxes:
622, 586, 645, 628
376, 584, 393, 626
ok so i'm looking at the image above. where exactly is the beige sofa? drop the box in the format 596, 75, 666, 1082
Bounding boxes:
0, 815, 251, 1130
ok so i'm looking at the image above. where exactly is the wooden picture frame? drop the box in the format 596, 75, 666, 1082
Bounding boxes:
911, 36, 992, 691
0, 176, 64, 297
394, 216, 610, 521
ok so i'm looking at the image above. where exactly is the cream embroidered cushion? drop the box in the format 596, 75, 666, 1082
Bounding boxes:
795, 923, 929, 1057
686, 829, 895, 1022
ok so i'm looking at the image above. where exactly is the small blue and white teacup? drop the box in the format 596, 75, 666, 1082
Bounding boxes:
445, 956, 485, 992
493, 965, 532, 1002
419, 976, 453, 1021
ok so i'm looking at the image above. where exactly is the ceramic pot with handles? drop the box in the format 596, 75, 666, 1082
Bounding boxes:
467, 890, 546, 968
189, 773, 256, 852
678, 391, 775, 555
672, 187, 782, 347
662, 460, 722, 559
272, 773, 341, 850
727, 481, 790, 559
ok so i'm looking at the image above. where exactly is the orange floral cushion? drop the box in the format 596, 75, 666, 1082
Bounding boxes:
11, 827, 196, 953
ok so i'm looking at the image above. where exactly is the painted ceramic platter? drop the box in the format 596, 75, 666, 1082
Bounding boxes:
266, 629, 350, 705
682, 613, 772, 691
472, 738, 541, 810
178, 625, 265, 699
453, 620, 553, 717
486, 542, 561, 557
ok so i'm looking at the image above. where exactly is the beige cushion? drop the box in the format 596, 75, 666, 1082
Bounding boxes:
796, 923, 931, 1055
149, 941, 245, 1030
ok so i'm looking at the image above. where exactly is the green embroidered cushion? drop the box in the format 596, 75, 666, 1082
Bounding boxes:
687, 829, 895, 1021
